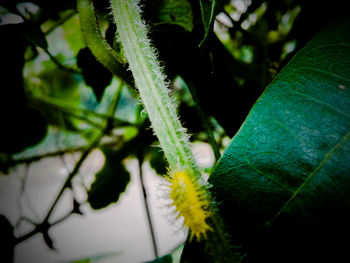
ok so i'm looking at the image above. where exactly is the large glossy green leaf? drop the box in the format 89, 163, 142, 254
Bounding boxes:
209, 17, 350, 262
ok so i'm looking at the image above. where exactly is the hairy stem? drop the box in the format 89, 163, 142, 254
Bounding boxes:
110, 1, 236, 261
110, 0, 197, 173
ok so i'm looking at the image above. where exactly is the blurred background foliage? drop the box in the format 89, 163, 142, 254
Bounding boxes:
0, 0, 348, 262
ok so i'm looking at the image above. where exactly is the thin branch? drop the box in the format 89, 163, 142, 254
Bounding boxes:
44, 11, 76, 35
48, 106, 105, 130
186, 81, 221, 161
6, 138, 122, 168
44, 137, 100, 223
15, 216, 37, 228
43, 83, 123, 223
137, 152, 159, 260
33, 95, 130, 127
50, 207, 79, 227
14, 133, 103, 246
137, 153, 159, 260
14, 81, 124, 245
15, 165, 40, 226
45, 49, 82, 75
15, 225, 40, 244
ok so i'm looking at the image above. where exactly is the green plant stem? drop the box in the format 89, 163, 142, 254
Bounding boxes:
111, 0, 235, 262
110, 0, 196, 173
186, 81, 221, 161
110, 1, 235, 262
137, 153, 159, 260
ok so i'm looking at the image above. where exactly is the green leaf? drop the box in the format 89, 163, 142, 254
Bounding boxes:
154, 0, 193, 32
144, 254, 172, 263
209, 17, 350, 261
27, 67, 82, 132
87, 149, 130, 210
198, 0, 223, 47
59, 12, 85, 56
67, 251, 121, 263
11, 127, 89, 163
144, 244, 184, 263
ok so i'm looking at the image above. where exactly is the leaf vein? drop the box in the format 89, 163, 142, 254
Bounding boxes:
288, 87, 350, 119
244, 158, 294, 192
269, 129, 350, 224
297, 67, 350, 83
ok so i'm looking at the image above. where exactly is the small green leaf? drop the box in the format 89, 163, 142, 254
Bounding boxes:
198, 0, 223, 47
210, 17, 350, 261
27, 66, 81, 132
144, 254, 172, 263
144, 244, 184, 263
154, 0, 193, 32
87, 149, 130, 210
199, 0, 214, 29
67, 251, 121, 263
